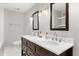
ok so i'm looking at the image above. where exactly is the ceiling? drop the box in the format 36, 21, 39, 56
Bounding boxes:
0, 3, 35, 13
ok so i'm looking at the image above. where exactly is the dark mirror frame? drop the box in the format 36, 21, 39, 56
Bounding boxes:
32, 11, 39, 30
50, 3, 69, 31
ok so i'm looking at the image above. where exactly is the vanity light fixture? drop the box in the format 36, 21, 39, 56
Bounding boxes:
43, 6, 49, 16
40, 6, 48, 16
39, 7, 48, 16
43, 9, 48, 16
39, 9, 48, 16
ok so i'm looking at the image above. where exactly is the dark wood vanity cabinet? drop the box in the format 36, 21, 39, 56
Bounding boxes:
21, 38, 28, 56
21, 37, 73, 56
21, 38, 39, 56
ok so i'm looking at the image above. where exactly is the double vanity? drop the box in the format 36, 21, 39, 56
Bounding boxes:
21, 3, 73, 56
21, 35, 74, 56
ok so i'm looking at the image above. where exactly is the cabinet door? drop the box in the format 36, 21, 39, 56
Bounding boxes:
27, 47, 39, 56
22, 44, 26, 52
21, 38, 28, 46
21, 38, 28, 56
28, 41, 35, 52
27, 47, 35, 56
36, 45, 56, 56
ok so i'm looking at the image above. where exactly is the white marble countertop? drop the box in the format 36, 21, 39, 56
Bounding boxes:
22, 35, 74, 55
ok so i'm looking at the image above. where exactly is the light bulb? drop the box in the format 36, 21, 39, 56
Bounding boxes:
29, 16, 33, 20
29, 16, 33, 24
43, 9, 48, 16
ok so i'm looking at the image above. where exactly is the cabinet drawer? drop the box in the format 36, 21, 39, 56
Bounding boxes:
36, 45, 56, 56
28, 41, 35, 52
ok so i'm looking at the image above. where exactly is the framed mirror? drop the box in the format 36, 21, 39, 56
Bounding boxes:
50, 3, 69, 31
32, 11, 39, 30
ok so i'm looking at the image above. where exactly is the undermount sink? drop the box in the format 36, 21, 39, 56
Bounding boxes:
43, 41, 59, 46
34, 36, 73, 47
25, 35, 74, 47
34, 37, 60, 46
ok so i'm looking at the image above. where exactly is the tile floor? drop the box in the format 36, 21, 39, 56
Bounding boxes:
0, 45, 21, 56
4, 45, 21, 56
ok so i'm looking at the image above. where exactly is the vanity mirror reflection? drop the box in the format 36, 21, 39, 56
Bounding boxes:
50, 3, 69, 31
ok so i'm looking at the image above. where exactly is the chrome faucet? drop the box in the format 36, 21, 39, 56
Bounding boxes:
53, 32, 58, 41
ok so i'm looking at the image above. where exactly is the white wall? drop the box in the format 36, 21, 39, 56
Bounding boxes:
0, 8, 4, 48
23, 3, 79, 56
4, 9, 24, 46
23, 3, 49, 35
69, 4, 79, 55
